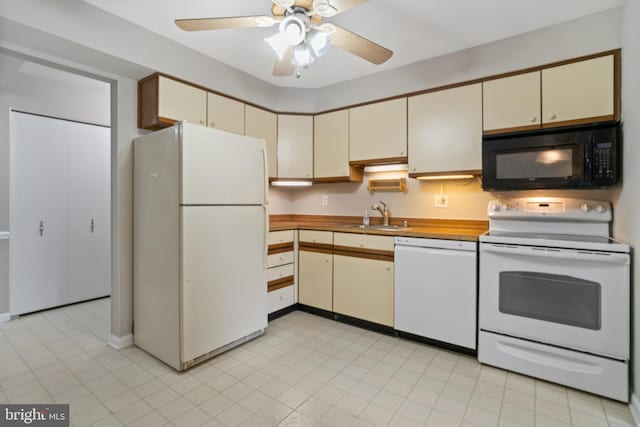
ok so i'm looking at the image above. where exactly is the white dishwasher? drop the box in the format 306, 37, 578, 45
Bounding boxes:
394, 237, 477, 351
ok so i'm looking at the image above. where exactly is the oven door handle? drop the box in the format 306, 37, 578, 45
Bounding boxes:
481, 244, 629, 265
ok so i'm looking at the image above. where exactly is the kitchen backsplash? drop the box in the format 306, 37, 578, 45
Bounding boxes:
268, 173, 620, 220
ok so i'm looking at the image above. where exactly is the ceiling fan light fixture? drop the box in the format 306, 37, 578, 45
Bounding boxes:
293, 42, 314, 67
308, 29, 331, 57
265, 32, 290, 60
279, 15, 306, 46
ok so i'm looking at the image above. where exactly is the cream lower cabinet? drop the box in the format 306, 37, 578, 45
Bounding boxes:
333, 233, 394, 327
298, 230, 333, 311
267, 230, 296, 314
207, 92, 245, 135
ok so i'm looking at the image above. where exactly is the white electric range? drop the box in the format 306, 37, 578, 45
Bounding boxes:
478, 197, 630, 402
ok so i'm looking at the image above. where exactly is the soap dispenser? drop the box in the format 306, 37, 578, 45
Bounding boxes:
363, 210, 370, 226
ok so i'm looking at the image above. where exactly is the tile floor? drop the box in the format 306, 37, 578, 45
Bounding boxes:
0, 298, 635, 427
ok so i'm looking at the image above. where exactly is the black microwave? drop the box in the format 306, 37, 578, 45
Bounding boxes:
482, 122, 620, 191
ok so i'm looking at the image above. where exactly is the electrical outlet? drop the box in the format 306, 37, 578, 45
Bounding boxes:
321, 195, 329, 206
434, 194, 448, 208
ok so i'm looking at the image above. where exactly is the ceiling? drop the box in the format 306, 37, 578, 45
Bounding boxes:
82, 0, 623, 89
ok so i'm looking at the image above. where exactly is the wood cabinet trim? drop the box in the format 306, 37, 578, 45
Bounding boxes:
349, 156, 408, 167
541, 115, 616, 129
267, 276, 295, 292
333, 246, 394, 262
268, 242, 294, 255
483, 124, 541, 135
299, 242, 333, 254
408, 169, 481, 179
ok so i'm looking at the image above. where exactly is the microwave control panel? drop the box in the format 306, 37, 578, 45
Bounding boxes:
592, 142, 615, 183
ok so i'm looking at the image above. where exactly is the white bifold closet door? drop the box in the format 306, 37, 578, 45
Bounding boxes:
10, 111, 110, 315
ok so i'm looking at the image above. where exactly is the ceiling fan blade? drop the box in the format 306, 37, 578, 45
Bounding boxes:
330, 25, 393, 65
175, 15, 279, 31
327, 0, 369, 15
273, 47, 295, 77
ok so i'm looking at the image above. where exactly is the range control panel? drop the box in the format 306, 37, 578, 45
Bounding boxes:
488, 198, 611, 222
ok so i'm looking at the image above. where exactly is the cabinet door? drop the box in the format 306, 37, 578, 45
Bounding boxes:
349, 98, 407, 163
158, 76, 207, 126
408, 84, 482, 175
277, 114, 313, 179
10, 112, 68, 315
483, 72, 541, 133
298, 250, 333, 311
207, 92, 245, 135
333, 255, 394, 326
314, 110, 349, 179
245, 106, 278, 178
542, 55, 615, 126
67, 124, 111, 303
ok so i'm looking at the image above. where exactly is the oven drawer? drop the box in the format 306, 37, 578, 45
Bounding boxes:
479, 243, 630, 359
479, 331, 628, 402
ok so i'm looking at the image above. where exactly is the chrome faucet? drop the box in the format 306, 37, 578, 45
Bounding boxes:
371, 201, 390, 226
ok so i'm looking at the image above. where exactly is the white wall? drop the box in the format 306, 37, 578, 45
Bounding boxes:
0, 56, 111, 314
613, 0, 640, 402
315, 7, 622, 111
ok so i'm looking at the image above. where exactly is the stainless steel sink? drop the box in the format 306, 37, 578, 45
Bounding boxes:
340, 224, 409, 231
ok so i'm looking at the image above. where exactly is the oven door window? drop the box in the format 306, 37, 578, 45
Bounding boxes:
495, 148, 575, 179
499, 271, 601, 330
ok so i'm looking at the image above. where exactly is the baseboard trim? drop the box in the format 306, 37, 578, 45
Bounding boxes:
0, 312, 10, 324
108, 333, 134, 350
629, 393, 640, 426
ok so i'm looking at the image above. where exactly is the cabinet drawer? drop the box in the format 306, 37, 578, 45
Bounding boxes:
268, 230, 295, 245
268, 264, 294, 282
299, 230, 333, 245
267, 251, 294, 268
268, 285, 295, 314
334, 232, 394, 251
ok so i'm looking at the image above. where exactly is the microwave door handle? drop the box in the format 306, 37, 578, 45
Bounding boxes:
481, 244, 629, 265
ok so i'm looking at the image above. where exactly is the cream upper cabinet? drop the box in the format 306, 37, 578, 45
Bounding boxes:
408, 83, 482, 175
349, 98, 407, 163
314, 110, 349, 179
333, 256, 394, 326
277, 114, 313, 179
206, 92, 245, 135
245, 106, 278, 178
542, 55, 615, 126
158, 76, 207, 126
483, 72, 541, 133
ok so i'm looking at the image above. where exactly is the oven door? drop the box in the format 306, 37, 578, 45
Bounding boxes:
479, 243, 629, 359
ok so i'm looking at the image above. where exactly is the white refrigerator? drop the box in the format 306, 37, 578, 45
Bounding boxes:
133, 122, 268, 370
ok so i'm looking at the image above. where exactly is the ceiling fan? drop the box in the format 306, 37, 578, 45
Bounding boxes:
175, 0, 393, 78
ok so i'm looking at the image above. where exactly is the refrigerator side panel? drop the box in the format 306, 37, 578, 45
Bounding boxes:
133, 126, 181, 370
181, 123, 266, 205
181, 206, 267, 364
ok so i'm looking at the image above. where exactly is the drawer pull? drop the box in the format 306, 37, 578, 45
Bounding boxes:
359, 243, 364, 247
548, 114, 557, 120
325, 257, 330, 263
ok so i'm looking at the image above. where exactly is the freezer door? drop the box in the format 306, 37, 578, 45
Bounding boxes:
181, 206, 267, 364
181, 123, 267, 205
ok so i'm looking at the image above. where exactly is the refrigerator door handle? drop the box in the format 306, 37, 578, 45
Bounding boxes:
261, 143, 268, 205
263, 205, 269, 269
